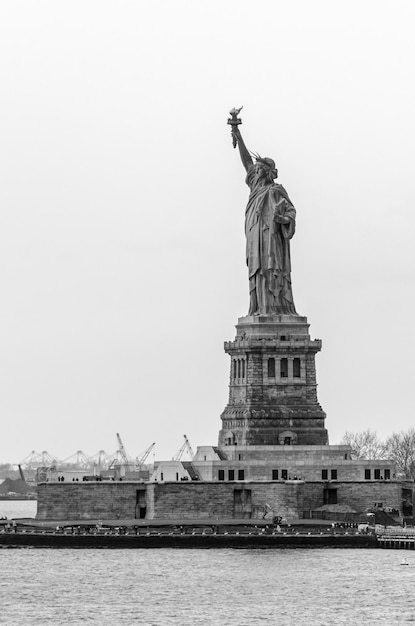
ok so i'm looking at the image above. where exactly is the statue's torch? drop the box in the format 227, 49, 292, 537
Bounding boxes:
227, 106, 243, 148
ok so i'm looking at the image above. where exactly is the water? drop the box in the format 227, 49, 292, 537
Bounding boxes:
2, 548, 415, 624
0, 500, 37, 520
1, 501, 415, 625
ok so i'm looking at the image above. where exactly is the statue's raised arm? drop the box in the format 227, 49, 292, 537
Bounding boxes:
227, 107, 253, 172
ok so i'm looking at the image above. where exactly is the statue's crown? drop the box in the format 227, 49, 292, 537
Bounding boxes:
251, 153, 278, 179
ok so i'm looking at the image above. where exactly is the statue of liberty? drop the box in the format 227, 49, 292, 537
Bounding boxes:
228, 108, 297, 316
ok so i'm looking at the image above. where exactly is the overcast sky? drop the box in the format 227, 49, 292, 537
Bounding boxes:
1, 1, 414, 464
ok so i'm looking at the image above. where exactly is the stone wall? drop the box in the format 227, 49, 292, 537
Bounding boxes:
36, 479, 408, 521
301, 481, 403, 513
334, 482, 403, 513
37, 481, 304, 521
152, 481, 303, 520
37, 482, 144, 520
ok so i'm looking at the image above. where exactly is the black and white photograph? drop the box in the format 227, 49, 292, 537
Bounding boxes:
1, 1, 415, 624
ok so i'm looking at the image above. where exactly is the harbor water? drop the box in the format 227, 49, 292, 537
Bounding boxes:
1, 503, 415, 625
0, 500, 37, 521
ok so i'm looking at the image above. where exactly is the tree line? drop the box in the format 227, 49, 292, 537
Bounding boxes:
340, 428, 415, 479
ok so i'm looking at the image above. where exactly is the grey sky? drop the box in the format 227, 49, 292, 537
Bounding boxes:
1, 1, 414, 463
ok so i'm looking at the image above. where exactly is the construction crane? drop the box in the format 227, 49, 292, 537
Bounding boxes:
90, 450, 111, 468
61, 450, 92, 468
116, 433, 129, 464
108, 433, 131, 469
19, 450, 59, 469
135, 442, 156, 470
172, 435, 194, 461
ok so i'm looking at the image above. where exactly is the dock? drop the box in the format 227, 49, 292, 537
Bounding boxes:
377, 528, 415, 550
0, 518, 378, 549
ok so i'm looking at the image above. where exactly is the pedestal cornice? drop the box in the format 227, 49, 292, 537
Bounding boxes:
236, 314, 310, 339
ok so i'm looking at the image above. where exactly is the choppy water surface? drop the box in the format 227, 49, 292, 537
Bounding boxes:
0, 503, 414, 625
1, 548, 415, 625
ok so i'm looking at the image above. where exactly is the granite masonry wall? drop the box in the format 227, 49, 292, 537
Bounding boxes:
37, 482, 154, 521
36, 479, 407, 521
152, 481, 303, 520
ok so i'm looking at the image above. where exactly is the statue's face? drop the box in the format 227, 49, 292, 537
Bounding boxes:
255, 163, 270, 181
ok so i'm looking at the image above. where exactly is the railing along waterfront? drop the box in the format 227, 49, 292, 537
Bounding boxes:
377, 528, 415, 549
0, 522, 378, 548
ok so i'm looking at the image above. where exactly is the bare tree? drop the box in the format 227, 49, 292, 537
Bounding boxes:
340, 430, 387, 460
384, 429, 415, 479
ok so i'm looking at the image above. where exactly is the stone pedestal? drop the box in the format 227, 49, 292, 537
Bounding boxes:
218, 314, 328, 448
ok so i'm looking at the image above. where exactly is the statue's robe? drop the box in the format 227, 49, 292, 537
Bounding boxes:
245, 164, 297, 315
